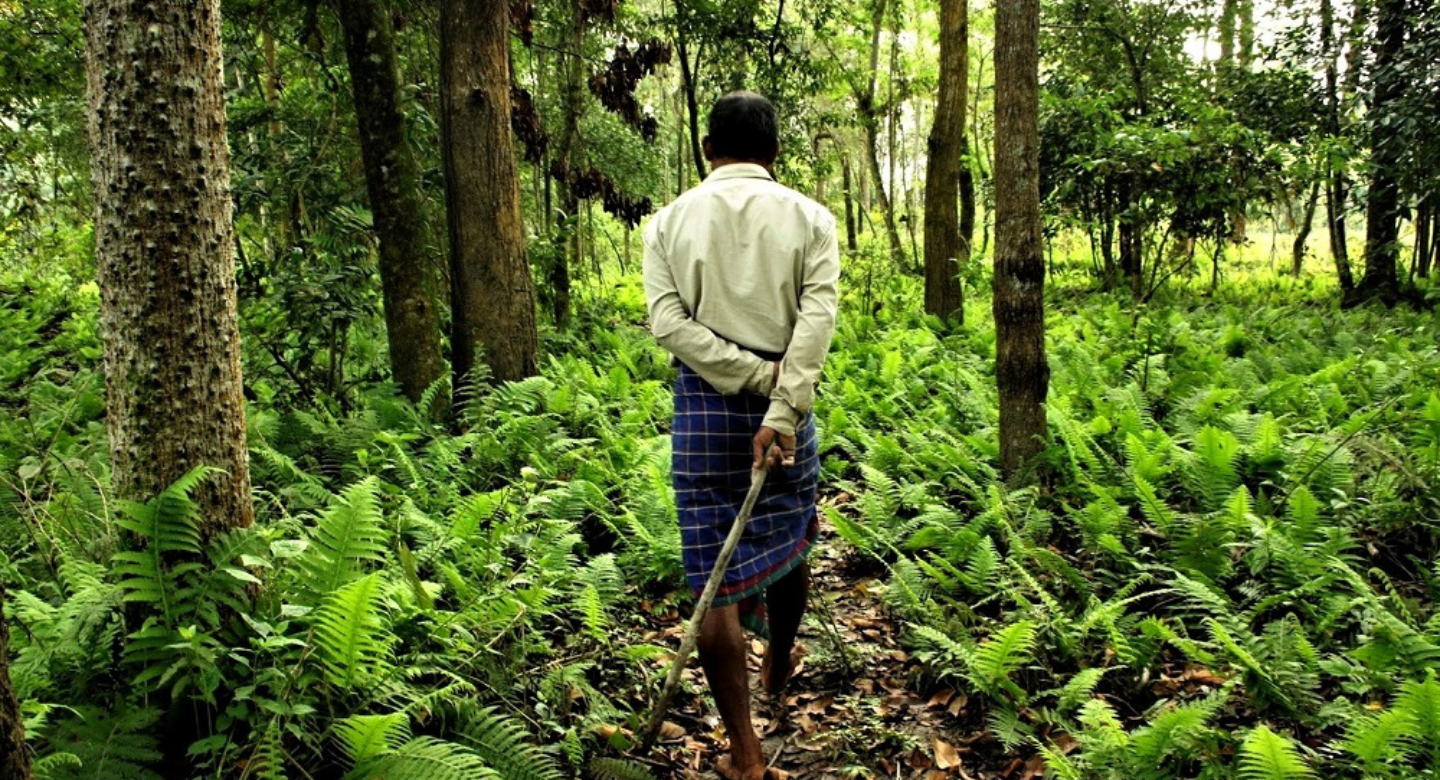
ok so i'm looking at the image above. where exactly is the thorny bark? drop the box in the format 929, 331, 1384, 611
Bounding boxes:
83, 0, 254, 538
440, 0, 539, 394
994, 0, 1050, 481
338, 0, 446, 406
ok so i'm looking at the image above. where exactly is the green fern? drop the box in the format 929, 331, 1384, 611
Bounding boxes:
460, 705, 564, 780
335, 713, 498, 780
312, 572, 391, 687
43, 706, 163, 780
587, 757, 659, 780
967, 620, 1038, 702
298, 477, 390, 598
1237, 725, 1315, 780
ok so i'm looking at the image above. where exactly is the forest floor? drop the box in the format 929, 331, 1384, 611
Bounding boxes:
622, 496, 1049, 780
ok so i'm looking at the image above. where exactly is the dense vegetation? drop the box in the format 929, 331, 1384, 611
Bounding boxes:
2, 0, 1438, 779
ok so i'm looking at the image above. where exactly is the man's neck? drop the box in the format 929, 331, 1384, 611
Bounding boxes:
709, 158, 774, 177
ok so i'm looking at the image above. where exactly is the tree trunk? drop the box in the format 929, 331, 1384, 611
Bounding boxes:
440, 0, 540, 393
1320, 0, 1355, 292
1292, 178, 1321, 275
841, 154, 858, 252
550, 0, 587, 327
1354, 0, 1405, 305
1219, 0, 1237, 63
83, 0, 254, 538
993, 0, 1049, 481
0, 581, 32, 780
861, 0, 905, 269
1237, 0, 1256, 67
675, 2, 706, 184
923, 0, 968, 322
337, 0, 446, 406
1422, 200, 1434, 279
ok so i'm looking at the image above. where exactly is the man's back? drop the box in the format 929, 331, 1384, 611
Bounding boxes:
644, 163, 837, 356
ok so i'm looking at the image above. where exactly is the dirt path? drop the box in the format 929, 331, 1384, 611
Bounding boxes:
635, 522, 1044, 780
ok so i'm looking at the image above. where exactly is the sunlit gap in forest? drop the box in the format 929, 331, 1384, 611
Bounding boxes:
0, 1, 1437, 780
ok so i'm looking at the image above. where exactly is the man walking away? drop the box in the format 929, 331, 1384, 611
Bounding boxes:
643, 91, 840, 780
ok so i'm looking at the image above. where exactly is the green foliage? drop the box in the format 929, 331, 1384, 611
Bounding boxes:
1238, 726, 1316, 780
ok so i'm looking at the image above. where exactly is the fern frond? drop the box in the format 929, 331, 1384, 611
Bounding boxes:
461, 706, 564, 780
299, 477, 390, 598
312, 572, 392, 688
1237, 725, 1315, 780
588, 757, 659, 780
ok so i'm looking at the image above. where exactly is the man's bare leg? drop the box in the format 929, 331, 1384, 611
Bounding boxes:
762, 561, 808, 695
698, 604, 765, 779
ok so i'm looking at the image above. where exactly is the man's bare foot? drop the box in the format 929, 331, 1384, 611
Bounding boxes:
760, 644, 801, 696
716, 755, 786, 780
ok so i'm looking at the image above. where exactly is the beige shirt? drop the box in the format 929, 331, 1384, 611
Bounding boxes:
643, 163, 840, 436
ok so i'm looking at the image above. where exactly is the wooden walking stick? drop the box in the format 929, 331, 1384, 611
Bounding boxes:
641, 466, 768, 750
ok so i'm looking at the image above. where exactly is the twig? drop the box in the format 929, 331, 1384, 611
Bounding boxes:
641, 467, 768, 750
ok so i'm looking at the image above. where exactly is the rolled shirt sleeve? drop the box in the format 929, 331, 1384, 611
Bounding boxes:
643, 224, 775, 396
762, 214, 840, 436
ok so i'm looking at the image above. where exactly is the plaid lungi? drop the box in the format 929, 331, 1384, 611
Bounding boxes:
673, 359, 819, 637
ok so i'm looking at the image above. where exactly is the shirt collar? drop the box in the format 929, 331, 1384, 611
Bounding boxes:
705, 163, 774, 183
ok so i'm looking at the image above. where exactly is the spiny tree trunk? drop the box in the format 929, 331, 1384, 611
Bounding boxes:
993, 0, 1049, 481
83, 0, 254, 538
440, 0, 539, 394
0, 581, 31, 780
1354, 0, 1406, 306
923, 0, 968, 322
337, 0, 446, 406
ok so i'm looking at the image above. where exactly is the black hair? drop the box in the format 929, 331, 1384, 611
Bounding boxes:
705, 91, 779, 162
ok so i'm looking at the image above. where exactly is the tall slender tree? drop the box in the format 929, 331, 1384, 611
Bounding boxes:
83, 0, 253, 537
993, 0, 1049, 480
857, 0, 905, 269
337, 0, 446, 405
1354, 0, 1406, 305
0, 581, 31, 780
1320, 0, 1356, 292
440, 0, 539, 394
924, 0, 969, 322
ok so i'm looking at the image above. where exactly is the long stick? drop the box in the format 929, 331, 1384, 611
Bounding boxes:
641, 467, 768, 750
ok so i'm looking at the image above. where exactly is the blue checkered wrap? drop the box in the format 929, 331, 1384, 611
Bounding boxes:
673, 361, 819, 636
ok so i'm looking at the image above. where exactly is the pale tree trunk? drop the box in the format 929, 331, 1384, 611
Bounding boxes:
1354, 0, 1405, 306
83, 0, 253, 538
1, 581, 32, 780
860, 0, 905, 269
338, 0, 446, 405
993, 0, 1049, 481
924, 0, 967, 322
441, 0, 540, 394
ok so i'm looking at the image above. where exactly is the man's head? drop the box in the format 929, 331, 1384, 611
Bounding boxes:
702, 91, 779, 167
